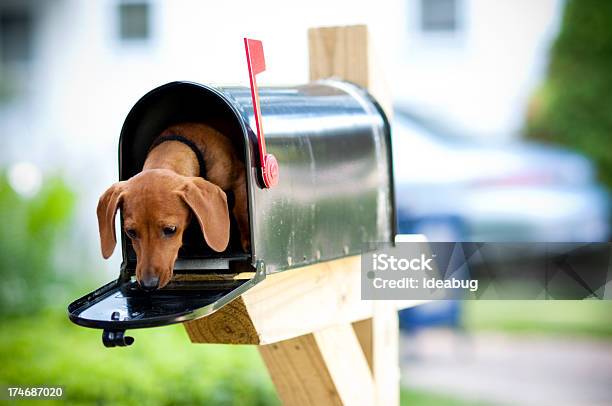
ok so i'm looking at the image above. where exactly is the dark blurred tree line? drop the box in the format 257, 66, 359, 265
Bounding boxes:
527, 0, 612, 188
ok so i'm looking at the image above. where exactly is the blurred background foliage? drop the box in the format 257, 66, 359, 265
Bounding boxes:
527, 0, 612, 188
0, 171, 76, 316
0, 311, 278, 406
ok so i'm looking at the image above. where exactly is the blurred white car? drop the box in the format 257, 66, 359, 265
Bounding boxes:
392, 107, 610, 242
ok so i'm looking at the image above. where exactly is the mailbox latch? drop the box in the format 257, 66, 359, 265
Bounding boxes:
102, 311, 134, 348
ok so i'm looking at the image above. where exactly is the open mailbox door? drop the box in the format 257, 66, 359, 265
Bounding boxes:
68, 256, 264, 346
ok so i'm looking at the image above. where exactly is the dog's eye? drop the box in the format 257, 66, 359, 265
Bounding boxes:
162, 226, 177, 236
125, 228, 138, 239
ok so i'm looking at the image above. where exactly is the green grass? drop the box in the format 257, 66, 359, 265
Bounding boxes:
0, 309, 489, 406
464, 301, 612, 338
0, 310, 279, 405
2, 302, 610, 405
401, 388, 489, 406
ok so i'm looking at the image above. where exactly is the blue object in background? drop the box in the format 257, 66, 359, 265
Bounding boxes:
399, 301, 462, 332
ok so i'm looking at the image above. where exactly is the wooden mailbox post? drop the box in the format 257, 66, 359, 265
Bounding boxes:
184, 25, 420, 406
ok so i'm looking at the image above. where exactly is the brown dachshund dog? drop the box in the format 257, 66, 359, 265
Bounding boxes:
97, 123, 249, 290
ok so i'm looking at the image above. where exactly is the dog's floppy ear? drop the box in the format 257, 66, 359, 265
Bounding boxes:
178, 177, 230, 252
97, 181, 126, 259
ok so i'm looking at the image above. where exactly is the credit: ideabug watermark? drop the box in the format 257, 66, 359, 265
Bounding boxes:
361, 242, 612, 300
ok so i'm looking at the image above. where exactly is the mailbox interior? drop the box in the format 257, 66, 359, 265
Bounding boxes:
118, 81, 257, 273
69, 82, 262, 331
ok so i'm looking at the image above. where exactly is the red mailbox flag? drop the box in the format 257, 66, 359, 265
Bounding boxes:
244, 38, 279, 188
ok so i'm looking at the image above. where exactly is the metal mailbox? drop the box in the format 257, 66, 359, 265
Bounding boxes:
68, 79, 395, 345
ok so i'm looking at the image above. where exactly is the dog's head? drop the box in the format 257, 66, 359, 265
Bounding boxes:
96, 169, 230, 290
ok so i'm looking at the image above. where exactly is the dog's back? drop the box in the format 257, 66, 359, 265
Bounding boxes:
159, 123, 245, 191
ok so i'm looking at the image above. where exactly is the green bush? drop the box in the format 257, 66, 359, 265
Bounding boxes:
526, 0, 612, 188
0, 171, 77, 315
0, 310, 278, 406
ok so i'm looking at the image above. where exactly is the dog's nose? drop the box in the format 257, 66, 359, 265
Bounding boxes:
139, 275, 160, 291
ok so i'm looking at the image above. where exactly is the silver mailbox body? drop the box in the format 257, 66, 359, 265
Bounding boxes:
68, 80, 395, 333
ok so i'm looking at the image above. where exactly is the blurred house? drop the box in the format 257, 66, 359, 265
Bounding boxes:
0, 0, 565, 153
395, 0, 564, 139
0, 0, 565, 273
